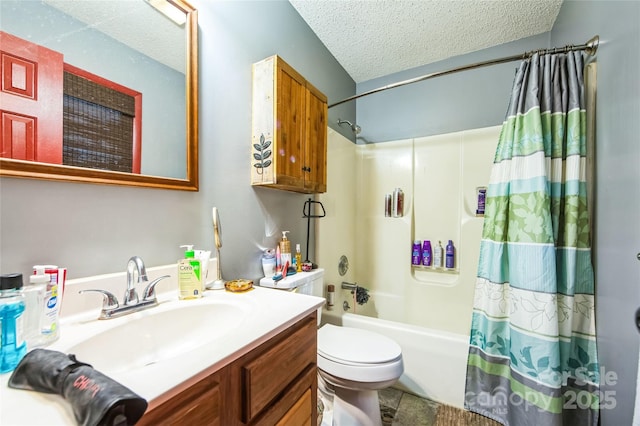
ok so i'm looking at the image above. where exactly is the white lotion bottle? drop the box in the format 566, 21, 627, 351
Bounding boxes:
433, 241, 443, 269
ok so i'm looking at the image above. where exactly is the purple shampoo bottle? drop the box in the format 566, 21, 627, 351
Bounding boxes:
421, 240, 432, 266
411, 241, 422, 265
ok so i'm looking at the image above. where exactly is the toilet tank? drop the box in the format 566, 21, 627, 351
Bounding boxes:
258, 268, 324, 294
258, 268, 325, 323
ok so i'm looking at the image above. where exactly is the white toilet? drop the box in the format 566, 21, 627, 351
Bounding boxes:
317, 324, 403, 426
259, 269, 404, 426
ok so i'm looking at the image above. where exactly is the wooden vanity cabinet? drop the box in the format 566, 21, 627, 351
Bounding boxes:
139, 312, 318, 426
251, 55, 327, 194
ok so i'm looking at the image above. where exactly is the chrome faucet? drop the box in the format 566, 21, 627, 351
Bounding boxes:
125, 256, 147, 305
80, 256, 170, 320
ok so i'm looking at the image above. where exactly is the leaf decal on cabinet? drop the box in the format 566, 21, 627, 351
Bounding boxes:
253, 133, 273, 175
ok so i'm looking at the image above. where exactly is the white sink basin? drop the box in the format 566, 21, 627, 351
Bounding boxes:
65, 298, 251, 374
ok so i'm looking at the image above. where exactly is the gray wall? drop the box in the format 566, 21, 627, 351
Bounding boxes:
0, 1, 355, 282
2, 1, 637, 422
355, 33, 550, 142
551, 2, 640, 425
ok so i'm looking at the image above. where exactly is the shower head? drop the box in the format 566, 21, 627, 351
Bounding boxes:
337, 119, 361, 135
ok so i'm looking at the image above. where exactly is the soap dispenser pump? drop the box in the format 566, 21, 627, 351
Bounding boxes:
178, 245, 203, 300
279, 231, 292, 270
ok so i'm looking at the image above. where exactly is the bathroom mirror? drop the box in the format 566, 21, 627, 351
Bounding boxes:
0, 0, 198, 190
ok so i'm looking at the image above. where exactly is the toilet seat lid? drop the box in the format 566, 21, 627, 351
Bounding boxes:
318, 324, 402, 364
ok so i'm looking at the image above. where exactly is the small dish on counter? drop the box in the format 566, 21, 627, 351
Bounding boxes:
224, 279, 253, 292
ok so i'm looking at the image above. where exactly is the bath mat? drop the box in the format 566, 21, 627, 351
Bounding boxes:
435, 404, 501, 426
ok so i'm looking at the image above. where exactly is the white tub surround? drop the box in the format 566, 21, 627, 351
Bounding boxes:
318, 127, 500, 336
315, 128, 496, 410
0, 264, 324, 425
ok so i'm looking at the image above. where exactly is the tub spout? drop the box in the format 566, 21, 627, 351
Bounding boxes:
341, 281, 357, 290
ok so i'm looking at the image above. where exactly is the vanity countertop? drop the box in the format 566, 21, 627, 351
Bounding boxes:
0, 285, 324, 425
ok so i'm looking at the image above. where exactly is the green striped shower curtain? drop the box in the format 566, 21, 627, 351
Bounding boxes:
464, 51, 599, 425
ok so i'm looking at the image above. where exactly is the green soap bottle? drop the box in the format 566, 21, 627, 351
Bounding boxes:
178, 245, 202, 300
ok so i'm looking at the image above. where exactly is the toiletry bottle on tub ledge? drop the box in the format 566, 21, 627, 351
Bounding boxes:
433, 241, 443, 269
446, 240, 456, 269
421, 240, 432, 266
411, 241, 422, 265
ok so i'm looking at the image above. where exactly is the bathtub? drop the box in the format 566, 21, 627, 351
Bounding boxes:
320, 307, 470, 409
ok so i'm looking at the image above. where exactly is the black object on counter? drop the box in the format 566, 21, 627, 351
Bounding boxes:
8, 349, 147, 426
302, 198, 326, 263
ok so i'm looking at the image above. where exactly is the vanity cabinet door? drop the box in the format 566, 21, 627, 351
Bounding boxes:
232, 312, 318, 426
138, 370, 224, 426
276, 388, 313, 426
241, 315, 316, 423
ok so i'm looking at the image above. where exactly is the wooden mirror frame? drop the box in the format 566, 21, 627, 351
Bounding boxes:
0, 0, 198, 191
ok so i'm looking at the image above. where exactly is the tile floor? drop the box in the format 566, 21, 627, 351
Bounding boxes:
378, 387, 501, 426
318, 385, 500, 425
379, 387, 438, 425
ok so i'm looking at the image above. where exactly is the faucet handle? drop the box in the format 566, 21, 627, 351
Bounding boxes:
142, 275, 170, 301
79, 289, 119, 310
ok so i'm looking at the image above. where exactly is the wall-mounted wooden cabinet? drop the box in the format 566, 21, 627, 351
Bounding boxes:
251, 55, 327, 194
139, 312, 318, 426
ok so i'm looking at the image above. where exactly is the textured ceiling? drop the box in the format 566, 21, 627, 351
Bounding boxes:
44, 0, 185, 73
290, 0, 563, 83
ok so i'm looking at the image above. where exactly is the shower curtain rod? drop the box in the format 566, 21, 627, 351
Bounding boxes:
328, 35, 599, 109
